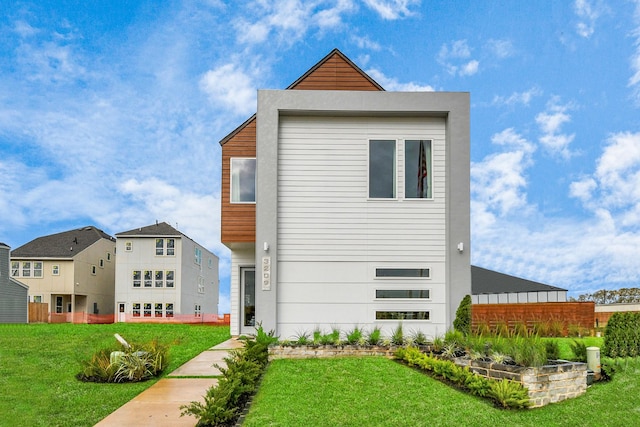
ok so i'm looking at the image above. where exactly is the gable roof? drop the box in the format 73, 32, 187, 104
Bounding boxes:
116, 222, 182, 237
219, 48, 384, 146
471, 265, 567, 295
11, 226, 115, 259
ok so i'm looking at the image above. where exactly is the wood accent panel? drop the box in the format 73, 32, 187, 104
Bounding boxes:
290, 53, 381, 91
221, 118, 256, 244
28, 302, 48, 323
472, 302, 595, 333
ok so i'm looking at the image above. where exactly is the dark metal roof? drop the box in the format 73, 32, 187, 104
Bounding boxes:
471, 265, 567, 295
11, 226, 115, 259
116, 222, 181, 237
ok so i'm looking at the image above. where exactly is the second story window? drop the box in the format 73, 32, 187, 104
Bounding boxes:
231, 158, 256, 203
195, 247, 202, 265
155, 238, 175, 256
125, 241, 133, 252
369, 140, 396, 199
11, 261, 19, 277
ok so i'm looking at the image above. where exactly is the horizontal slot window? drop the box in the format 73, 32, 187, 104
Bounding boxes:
376, 268, 430, 278
376, 311, 430, 320
376, 290, 430, 299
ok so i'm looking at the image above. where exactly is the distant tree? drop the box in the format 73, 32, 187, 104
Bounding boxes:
570, 288, 640, 304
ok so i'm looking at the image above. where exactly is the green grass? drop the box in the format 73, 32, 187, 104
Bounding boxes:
245, 337, 638, 427
0, 323, 229, 427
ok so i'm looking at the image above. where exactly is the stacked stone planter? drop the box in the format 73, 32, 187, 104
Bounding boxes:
453, 357, 587, 407
268, 345, 588, 408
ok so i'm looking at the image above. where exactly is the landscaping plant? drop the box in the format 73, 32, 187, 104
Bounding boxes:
453, 294, 472, 335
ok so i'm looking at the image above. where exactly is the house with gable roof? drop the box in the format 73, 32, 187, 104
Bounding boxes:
220, 49, 471, 338
114, 222, 219, 322
10, 226, 116, 322
0, 242, 29, 323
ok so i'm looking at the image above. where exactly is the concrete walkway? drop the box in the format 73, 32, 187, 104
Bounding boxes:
95, 338, 243, 427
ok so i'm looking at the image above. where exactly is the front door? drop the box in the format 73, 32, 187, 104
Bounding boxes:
240, 267, 256, 334
117, 303, 126, 322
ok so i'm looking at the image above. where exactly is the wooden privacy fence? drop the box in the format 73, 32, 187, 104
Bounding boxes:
28, 302, 48, 323
472, 302, 595, 335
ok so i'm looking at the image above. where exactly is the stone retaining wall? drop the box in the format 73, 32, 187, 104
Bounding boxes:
268, 345, 588, 408
453, 357, 587, 407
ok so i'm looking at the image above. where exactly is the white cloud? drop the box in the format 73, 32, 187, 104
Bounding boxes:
351, 34, 382, 51
471, 128, 535, 219
366, 68, 434, 91
574, 0, 608, 38
493, 87, 542, 107
200, 63, 257, 116
362, 0, 420, 20
535, 98, 576, 159
437, 40, 480, 76
486, 38, 515, 59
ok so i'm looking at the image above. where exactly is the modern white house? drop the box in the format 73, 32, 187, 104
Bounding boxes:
114, 222, 219, 322
220, 49, 471, 338
10, 226, 116, 322
0, 242, 28, 323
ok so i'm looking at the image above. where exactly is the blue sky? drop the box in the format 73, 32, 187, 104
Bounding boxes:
2, 0, 640, 313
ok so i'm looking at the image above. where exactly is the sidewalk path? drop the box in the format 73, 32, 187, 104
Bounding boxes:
95, 338, 243, 427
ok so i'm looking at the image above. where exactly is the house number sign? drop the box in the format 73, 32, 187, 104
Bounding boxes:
262, 256, 271, 291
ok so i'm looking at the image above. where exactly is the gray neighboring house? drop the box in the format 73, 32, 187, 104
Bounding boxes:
471, 265, 568, 304
0, 242, 29, 323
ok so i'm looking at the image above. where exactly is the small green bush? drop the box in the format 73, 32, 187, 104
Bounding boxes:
603, 312, 640, 358
453, 295, 472, 335
391, 324, 404, 346
488, 379, 531, 409
346, 326, 363, 345
544, 340, 560, 361
569, 340, 587, 362
367, 326, 382, 345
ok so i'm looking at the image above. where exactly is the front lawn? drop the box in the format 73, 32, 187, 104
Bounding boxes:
0, 323, 229, 427
244, 338, 638, 427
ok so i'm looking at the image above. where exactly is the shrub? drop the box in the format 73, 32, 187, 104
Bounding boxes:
544, 340, 560, 361
488, 379, 531, 409
346, 326, 363, 345
508, 336, 546, 367
77, 338, 168, 383
181, 325, 274, 426
453, 295, 472, 335
367, 326, 382, 345
569, 340, 587, 362
603, 312, 640, 358
391, 324, 404, 346
410, 329, 428, 346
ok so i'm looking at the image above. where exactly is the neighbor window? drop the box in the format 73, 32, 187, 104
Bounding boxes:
143, 303, 152, 317
376, 268, 430, 278
166, 239, 175, 256
132, 303, 141, 317
11, 261, 19, 277
376, 290, 431, 299
144, 270, 152, 287
56, 296, 63, 314
369, 140, 396, 198
33, 262, 43, 277
156, 239, 164, 255
125, 241, 132, 252
106, 252, 112, 261
155, 270, 164, 287
195, 304, 201, 317
376, 311, 430, 320
133, 270, 141, 287
22, 261, 31, 277
91, 265, 97, 275
231, 158, 256, 203
155, 303, 163, 317
52, 265, 59, 275
33, 295, 42, 303
166, 303, 174, 317
405, 140, 433, 199
99, 259, 104, 268
194, 247, 202, 265
166, 270, 175, 288
198, 276, 205, 293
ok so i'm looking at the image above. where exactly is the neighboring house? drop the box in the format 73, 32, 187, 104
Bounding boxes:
0, 242, 29, 323
471, 265, 568, 304
220, 49, 471, 338
10, 226, 116, 322
114, 222, 219, 322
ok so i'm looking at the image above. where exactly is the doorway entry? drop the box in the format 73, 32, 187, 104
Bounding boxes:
240, 267, 255, 334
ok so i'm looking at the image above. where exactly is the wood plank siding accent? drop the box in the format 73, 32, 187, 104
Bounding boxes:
472, 302, 596, 333
220, 49, 383, 245
221, 118, 256, 244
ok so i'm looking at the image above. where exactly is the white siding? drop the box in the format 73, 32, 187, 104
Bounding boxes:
230, 246, 255, 336
276, 116, 447, 339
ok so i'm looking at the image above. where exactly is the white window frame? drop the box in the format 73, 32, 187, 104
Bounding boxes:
194, 247, 202, 265
11, 261, 19, 277
374, 267, 431, 279
230, 157, 257, 203
52, 265, 60, 275
91, 265, 97, 275
404, 139, 434, 200
33, 261, 43, 277
368, 139, 397, 200
375, 289, 432, 300
125, 241, 133, 252
99, 259, 104, 268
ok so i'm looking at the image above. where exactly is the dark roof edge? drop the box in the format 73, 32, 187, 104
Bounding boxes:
471, 265, 568, 293
219, 114, 256, 147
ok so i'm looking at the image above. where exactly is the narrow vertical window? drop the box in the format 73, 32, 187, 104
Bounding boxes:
155, 270, 164, 287
33, 262, 43, 277
133, 270, 141, 287
91, 265, 97, 275
144, 270, 152, 287
231, 158, 256, 203
132, 303, 141, 317
166, 238, 175, 256
166, 270, 175, 288
405, 140, 433, 199
155, 303, 163, 317
22, 261, 31, 277
52, 265, 60, 276
125, 241, 132, 252
143, 303, 152, 317
11, 261, 19, 277
156, 238, 164, 255
369, 140, 396, 198
166, 303, 174, 317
